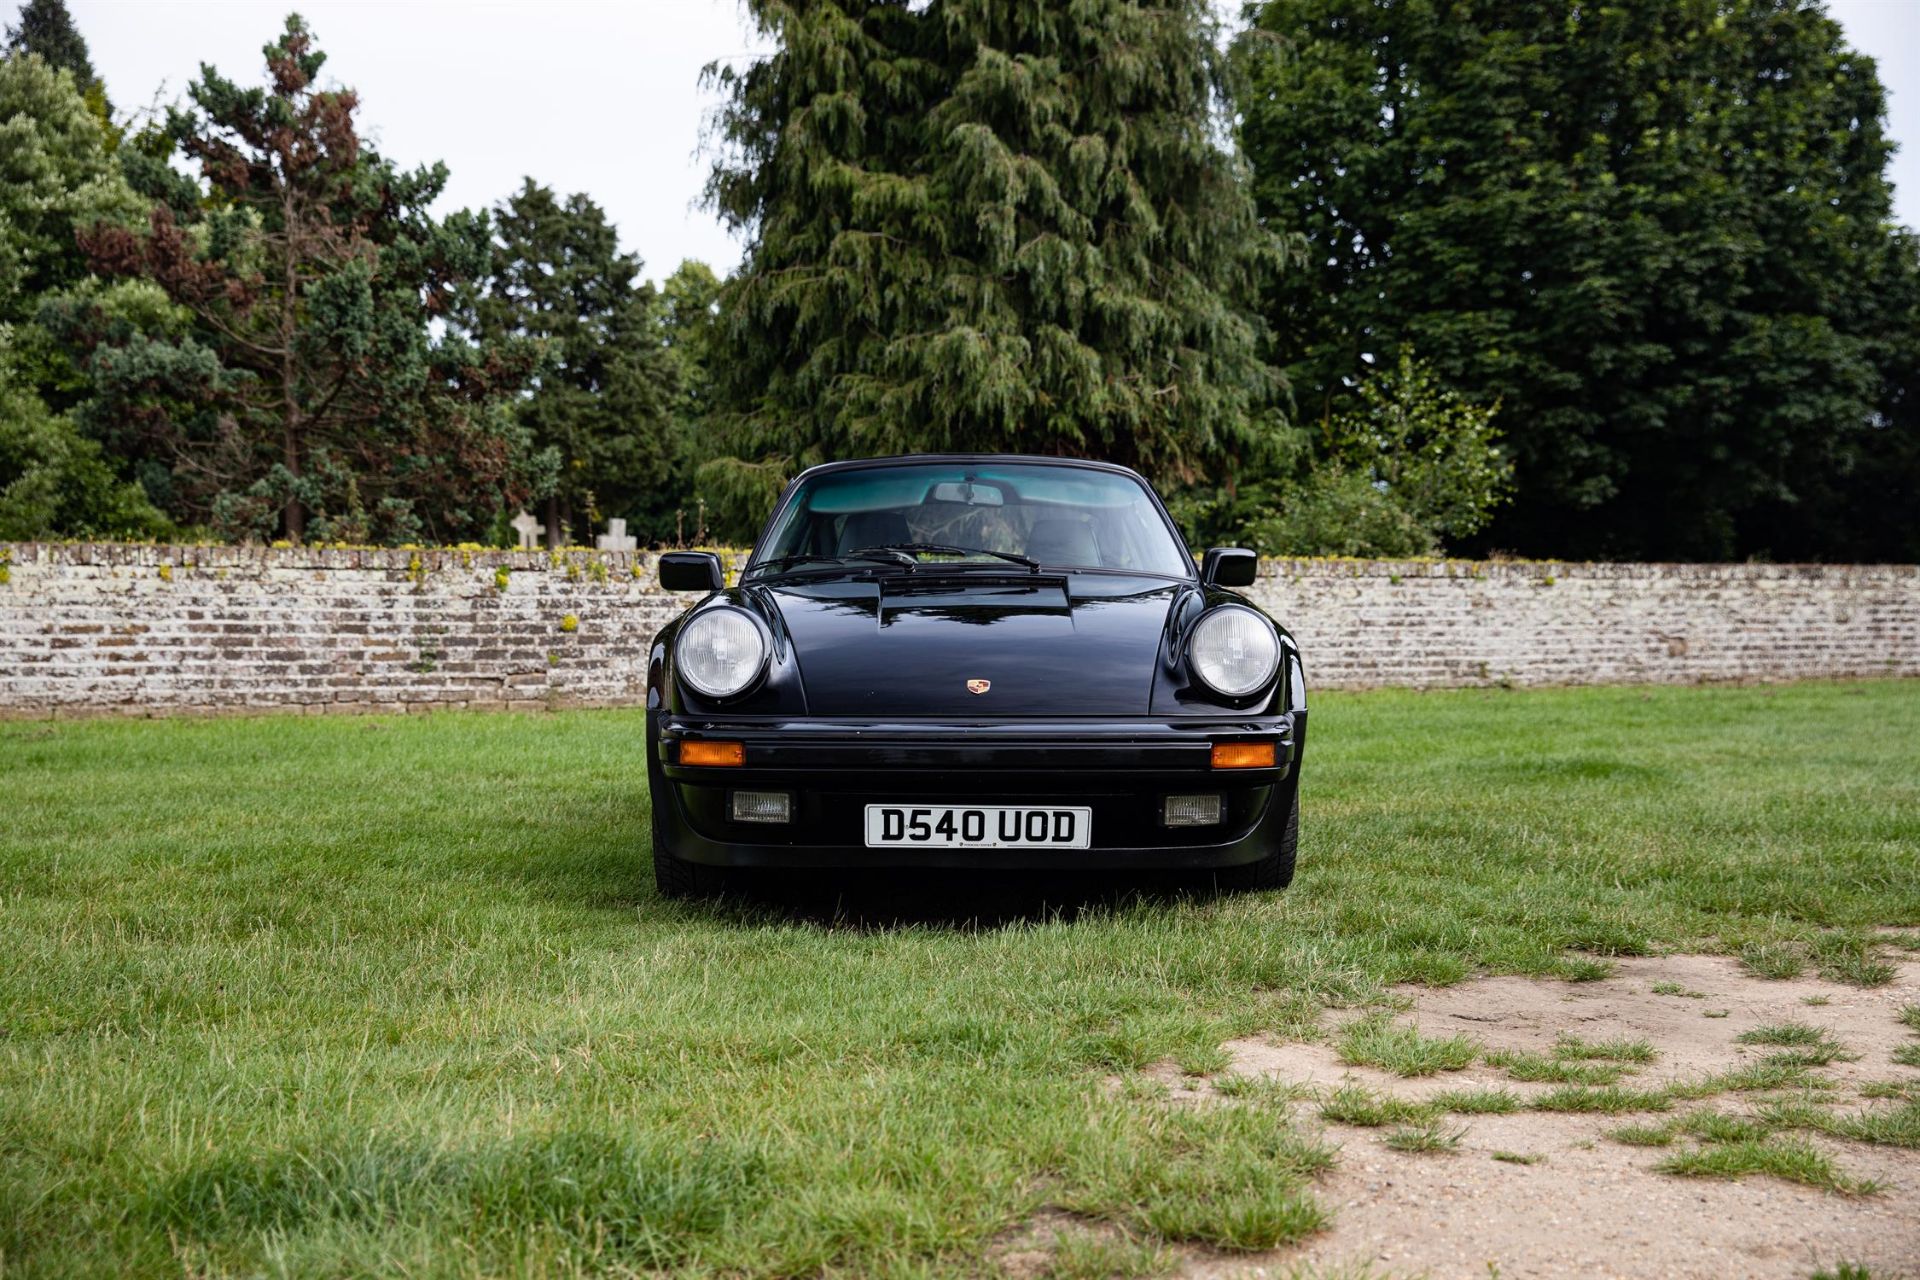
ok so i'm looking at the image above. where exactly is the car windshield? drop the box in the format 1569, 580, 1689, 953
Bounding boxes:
749, 462, 1194, 578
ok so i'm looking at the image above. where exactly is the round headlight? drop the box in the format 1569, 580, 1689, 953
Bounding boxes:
677, 607, 768, 699
1188, 606, 1280, 698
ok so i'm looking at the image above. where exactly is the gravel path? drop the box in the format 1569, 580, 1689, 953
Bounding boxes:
1179, 953, 1920, 1279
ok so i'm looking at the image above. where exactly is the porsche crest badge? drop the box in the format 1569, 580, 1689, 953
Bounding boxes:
966, 679, 991, 695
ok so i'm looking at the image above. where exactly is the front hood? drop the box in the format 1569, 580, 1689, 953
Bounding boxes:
759, 572, 1184, 716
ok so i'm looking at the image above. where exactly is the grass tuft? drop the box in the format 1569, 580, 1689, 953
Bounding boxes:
1484, 1049, 1626, 1086
1736, 1022, 1827, 1047
1656, 1137, 1880, 1195
1810, 932, 1897, 988
1556, 956, 1615, 982
1429, 1087, 1521, 1115
1814, 1101, 1920, 1149
1894, 1044, 1920, 1069
1336, 1016, 1479, 1077
1675, 1111, 1772, 1144
1065, 1102, 1336, 1252
1651, 981, 1705, 998
1381, 1120, 1464, 1153
1042, 1229, 1181, 1280
1211, 1074, 1313, 1106
1554, 1033, 1656, 1064
1608, 1123, 1676, 1147
1318, 1085, 1434, 1128
1698, 1059, 1836, 1094
1533, 1086, 1672, 1114
1735, 1023, 1857, 1068
1858, 1080, 1917, 1101
1738, 941, 1807, 980
1898, 1004, 1920, 1033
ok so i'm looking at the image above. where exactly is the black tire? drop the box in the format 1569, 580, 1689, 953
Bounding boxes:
1212, 785, 1299, 893
649, 756, 726, 900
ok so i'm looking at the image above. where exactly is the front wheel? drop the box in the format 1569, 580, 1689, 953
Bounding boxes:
648, 739, 727, 900
1211, 786, 1298, 893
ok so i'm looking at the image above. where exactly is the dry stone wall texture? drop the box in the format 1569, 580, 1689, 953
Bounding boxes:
0, 544, 1913, 717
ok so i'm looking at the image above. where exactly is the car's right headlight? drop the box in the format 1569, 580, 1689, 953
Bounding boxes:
1188, 606, 1280, 698
677, 607, 768, 699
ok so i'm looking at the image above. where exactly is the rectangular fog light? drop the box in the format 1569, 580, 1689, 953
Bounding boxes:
730, 790, 792, 824
1163, 794, 1224, 827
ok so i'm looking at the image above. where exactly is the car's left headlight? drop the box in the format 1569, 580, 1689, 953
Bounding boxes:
677, 607, 768, 698
1188, 606, 1280, 698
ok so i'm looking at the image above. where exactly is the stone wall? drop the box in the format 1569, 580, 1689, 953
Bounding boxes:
0, 543, 1913, 717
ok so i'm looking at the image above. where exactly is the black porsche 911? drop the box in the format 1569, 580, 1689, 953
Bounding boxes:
644, 455, 1306, 897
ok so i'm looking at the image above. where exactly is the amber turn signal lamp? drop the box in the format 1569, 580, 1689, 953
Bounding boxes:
679, 740, 745, 767
1210, 741, 1276, 770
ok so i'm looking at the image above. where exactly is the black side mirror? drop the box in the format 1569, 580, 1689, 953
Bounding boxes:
659, 551, 725, 592
1201, 546, 1258, 588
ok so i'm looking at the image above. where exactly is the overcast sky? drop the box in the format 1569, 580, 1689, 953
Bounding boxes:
36, 0, 1920, 284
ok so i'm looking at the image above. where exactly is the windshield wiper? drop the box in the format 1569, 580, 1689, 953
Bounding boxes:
856, 543, 1041, 572
745, 551, 914, 578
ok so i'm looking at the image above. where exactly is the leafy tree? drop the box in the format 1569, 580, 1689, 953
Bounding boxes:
76, 15, 536, 543
1182, 350, 1510, 558
0, 52, 143, 327
3, 0, 107, 118
1244, 352, 1509, 557
0, 333, 167, 540
1324, 351, 1511, 544
0, 49, 170, 541
1237, 0, 1916, 560
702, 0, 1283, 528
467, 180, 681, 545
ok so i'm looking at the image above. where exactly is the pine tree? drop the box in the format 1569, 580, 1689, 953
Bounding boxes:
702, 0, 1282, 517
4, 0, 109, 118
5, 0, 94, 85
468, 180, 681, 545
74, 15, 536, 543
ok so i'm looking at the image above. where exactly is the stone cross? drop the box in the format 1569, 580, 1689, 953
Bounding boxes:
510, 510, 545, 550
596, 518, 637, 552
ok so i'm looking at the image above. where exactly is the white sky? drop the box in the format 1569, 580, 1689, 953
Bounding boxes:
31, 0, 1920, 285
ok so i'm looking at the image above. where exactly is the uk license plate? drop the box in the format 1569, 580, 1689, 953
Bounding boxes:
863, 804, 1092, 849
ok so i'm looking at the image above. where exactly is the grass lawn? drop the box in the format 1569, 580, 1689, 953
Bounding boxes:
3, 681, 1917, 1277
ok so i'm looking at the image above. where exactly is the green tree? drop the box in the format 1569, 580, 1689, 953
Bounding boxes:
1246, 352, 1510, 557
76, 14, 536, 543
702, 0, 1283, 526
1237, 0, 1915, 560
0, 52, 143, 327
0, 330, 168, 540
467, 180, 680, 545
3, 0, 107, 117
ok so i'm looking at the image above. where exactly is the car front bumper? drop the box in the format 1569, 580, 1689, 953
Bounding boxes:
649, 712, 1305, 869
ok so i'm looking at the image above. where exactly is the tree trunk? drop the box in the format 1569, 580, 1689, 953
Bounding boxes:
280, 209, 303, 544
282, 409, 303, 542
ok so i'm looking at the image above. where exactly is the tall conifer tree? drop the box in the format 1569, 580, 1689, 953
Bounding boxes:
468, 181, 682, 545
701, 0, 1282, 529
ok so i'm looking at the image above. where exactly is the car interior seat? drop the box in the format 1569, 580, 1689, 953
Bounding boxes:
837, 509, 914, 554
1024, 518, 1100, 567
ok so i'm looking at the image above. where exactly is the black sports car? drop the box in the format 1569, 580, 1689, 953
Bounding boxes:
645, 455, 1305, 897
